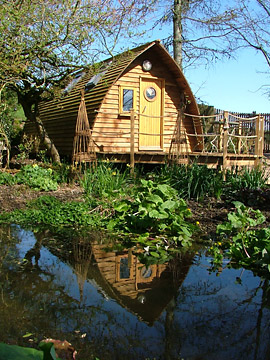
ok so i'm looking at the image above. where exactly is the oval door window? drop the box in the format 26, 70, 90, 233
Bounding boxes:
144, 86, 157, 101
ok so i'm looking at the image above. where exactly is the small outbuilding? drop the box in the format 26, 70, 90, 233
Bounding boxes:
25, 40, 202, 164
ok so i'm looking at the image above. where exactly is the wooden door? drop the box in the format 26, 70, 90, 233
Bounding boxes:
139, 78, 164, 150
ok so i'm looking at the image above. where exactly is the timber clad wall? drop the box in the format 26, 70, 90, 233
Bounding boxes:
24, 41, 200, 160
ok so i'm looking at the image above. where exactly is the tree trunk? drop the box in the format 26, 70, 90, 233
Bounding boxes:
34, 115, 61, 164
173, 0, 183, 69
19, 95, 61, 164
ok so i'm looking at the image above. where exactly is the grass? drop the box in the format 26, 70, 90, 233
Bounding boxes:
80, 162, 134, 201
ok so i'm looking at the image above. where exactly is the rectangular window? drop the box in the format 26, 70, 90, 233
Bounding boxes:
119, 86, 135, 114
123, 89, 134, 111
116, 254, 133, 282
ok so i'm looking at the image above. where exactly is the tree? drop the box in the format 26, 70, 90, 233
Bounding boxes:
227, 0, 270, 69
153, 0, 270, 77
153, 0, 239, 70
0, 0, 154, 162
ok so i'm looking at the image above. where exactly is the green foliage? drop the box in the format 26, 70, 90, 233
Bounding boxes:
15, 135, 37, 161
0, 195, 102, 228
210, 201, 270, 274
0, 89, 25, 142
108, 179, 195, 253
0, 164, 74, 190
0, 171, 15, 185
15, 165, 58, 191
81, 162, 132, 200
156, 163, 224, 200
156, 164, 267, 204
0, 342, 58, 360
224, 167, 267, 202
50, 163, 74, 184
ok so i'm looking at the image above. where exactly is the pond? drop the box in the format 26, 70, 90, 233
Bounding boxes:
0, 224, 270, 360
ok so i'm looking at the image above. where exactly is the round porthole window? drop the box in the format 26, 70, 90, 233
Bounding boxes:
140, 266, 152, 279
142, 60, 152, 71
144, 87, 157, 101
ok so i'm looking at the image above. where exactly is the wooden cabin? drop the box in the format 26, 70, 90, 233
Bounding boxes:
24, 40, 202, 165
89, 244, 193, 325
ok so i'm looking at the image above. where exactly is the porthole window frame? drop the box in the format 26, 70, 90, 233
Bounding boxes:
144, 86, 157, 102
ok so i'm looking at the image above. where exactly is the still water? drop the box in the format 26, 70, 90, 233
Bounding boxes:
0, 224, 270, 360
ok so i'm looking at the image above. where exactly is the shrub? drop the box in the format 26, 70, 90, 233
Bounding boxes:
225, 167, 267, 192
210, 201, 270, 274
0, 195, 102, 228
224, 167, 267, 204
0, 171, 15, 185
156, 163, 224, 200
81, 162, 131, 200
15, 164, 58, 191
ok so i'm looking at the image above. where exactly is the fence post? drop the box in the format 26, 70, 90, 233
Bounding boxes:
255, 115, 260, 166
255, 115, 264, 166
130, 108, 135, 174
222, 111, 229, 172
260, 115, 264, 157
237, 120, 242, 154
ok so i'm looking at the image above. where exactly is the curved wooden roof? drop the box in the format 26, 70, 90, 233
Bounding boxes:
39, 40, 199, 126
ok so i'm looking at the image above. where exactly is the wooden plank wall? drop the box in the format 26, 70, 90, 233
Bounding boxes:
92, 54, 192, 154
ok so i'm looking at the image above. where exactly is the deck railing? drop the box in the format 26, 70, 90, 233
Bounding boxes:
184, 111, 264, 158
73, 104, 265, 170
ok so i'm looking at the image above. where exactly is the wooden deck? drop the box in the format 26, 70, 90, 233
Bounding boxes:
72, 110, 266, 170
96, 150, 264, 169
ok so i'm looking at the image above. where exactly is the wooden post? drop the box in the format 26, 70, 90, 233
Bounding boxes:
130, 108, 135, 173
255, 115, 264, 166
237, 120, 242, 154
218, 120, 224, 152
223, 111, 229, 172
260, 115, 264, 157
255, 115, 260, 166
176, 110, 181, 161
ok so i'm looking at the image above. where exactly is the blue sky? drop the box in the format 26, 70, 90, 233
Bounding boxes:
184, 47, 270, 114
139, 1, 270, 114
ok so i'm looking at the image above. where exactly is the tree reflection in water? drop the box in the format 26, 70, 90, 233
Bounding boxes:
0, 225, 270, 359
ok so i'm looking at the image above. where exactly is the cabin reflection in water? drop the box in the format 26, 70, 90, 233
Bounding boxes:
71, 239, 193, 325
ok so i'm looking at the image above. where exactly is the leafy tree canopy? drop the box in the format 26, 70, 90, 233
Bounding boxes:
0, 0, 154, 161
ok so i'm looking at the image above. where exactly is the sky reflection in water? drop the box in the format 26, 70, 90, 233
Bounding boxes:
0, 224, 269, 360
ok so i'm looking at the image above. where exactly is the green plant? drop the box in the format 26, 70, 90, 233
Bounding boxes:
107, 179, 196, 256
16, 134, 37, 160
15, 164, 58, 191
210, 201, 270, 273
0, 171, 15, 185
156, 163, 224, 200
0, 341, 58, 360
0, 195, 102, 228
224, 167, 267, 203
81, 162, 132, 200
51, 163, 74, 184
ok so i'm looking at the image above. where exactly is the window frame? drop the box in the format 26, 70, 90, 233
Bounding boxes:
119, 86, 136, 115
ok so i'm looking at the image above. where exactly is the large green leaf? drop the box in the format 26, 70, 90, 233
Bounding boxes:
0, 342, 59, 360
113, 201, 130, 213
38, 341, 58, 360
149, 209, 169, 219
145, 194, 163, 205
157, 184, 177, 197
160, 200, 177, 211
0, 343, 43, 360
